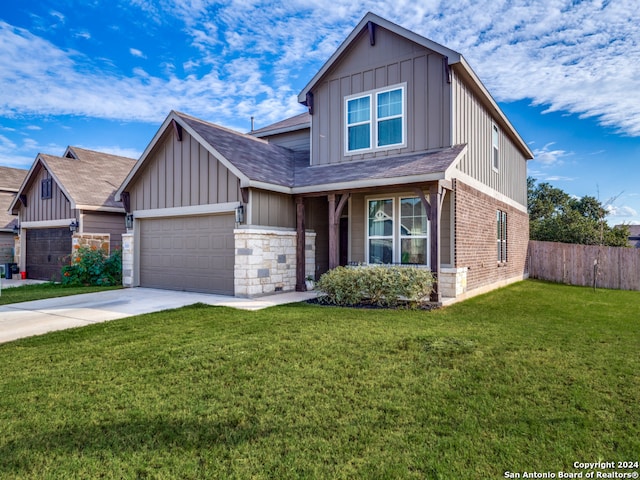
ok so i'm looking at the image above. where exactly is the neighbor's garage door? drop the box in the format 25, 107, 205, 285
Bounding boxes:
139, 214, 235, 295
26, 228, 72, 281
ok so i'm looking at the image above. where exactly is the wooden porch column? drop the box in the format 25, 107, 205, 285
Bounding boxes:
430, 183, 442, 303
295, 196, 306, 292
328, 193, 350, 270
328, 194, 337, 270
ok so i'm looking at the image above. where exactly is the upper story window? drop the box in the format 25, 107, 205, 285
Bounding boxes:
41, 178, 52, 199
346, 84, 406, 154
492, 123, 500, 172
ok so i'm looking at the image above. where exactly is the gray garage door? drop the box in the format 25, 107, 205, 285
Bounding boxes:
26, 228, 72, 281
139, 214, 235, 295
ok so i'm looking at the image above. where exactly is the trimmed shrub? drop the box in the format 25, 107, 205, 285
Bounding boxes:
315, 265, 434, 308
61, 246, 122, 286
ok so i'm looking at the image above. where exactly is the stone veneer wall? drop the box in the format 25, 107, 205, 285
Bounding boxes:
72, 233, 111, 256
234, 228, 316, 297
121, 232, 134, 287
439, 267, 468, 298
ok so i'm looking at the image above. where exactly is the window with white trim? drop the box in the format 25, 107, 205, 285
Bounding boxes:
497, 210, 507, 263
346, 84, 405, 154
367, 196, 429, 265
492, 123, 500, 172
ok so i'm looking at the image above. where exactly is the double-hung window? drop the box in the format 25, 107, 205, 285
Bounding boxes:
346, 84, 405, 154
497, 210, 507, 263
367, 196, 429, 266
492, 124, 500, 172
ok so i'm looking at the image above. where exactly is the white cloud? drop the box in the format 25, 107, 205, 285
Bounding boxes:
532, 142, 572, 166
129, 48, 146, 58
606, 204, 638, 218
50, 11, 65, 23
2, 0, 640, 139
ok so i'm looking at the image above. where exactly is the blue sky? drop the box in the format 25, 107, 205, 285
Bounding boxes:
1, 0, 639, 225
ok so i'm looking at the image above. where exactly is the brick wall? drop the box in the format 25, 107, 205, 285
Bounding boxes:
454, 179, 529, 292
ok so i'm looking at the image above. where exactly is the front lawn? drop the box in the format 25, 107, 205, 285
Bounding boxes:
0, 280, 638, 479
0, 282, 121, 306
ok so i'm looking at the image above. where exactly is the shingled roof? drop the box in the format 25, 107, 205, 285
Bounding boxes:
118, 111, 467, 199
0, 192, 18, 230
0, 167, 26, 231
11, 148, 136, 213
293, 145, 466, 193
177, 112, 298, 189
0, 166, 27, 193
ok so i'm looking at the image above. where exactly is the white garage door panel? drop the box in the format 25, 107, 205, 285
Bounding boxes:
139, 214, 235, 295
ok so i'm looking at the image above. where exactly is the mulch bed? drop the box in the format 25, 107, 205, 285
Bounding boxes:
305, 296, 440, 311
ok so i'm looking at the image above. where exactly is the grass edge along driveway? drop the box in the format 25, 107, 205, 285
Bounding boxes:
0, 279, 638, 479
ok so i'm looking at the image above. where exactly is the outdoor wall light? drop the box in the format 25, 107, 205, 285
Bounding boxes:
12, 224, 20, 236
235, 205, 245, 224
69, 219, 79, 233
125, 213, 134, 229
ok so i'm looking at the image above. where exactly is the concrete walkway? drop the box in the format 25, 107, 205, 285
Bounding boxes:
0, 287, 317, 344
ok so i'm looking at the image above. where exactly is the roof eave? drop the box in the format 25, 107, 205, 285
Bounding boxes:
291, 172, 448, 195
251, 123, 310, 138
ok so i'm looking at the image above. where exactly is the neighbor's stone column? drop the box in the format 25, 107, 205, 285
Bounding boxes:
13, 234, 21, 267
121, 233, 134, 287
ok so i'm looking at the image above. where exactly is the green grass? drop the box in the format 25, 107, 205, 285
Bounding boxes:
0, 280, 638, 479
0, 282, 121, 305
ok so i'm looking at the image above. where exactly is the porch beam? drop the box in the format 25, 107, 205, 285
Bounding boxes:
412, 187, 431, 220
328, 193, 350, 270
295, 196, 306, 291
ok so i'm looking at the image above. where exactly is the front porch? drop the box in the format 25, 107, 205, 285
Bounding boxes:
295, 179, 457, 302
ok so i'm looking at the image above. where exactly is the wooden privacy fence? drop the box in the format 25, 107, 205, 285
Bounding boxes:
528, 240, 640, 291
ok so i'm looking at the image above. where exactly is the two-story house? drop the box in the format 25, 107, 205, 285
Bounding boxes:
116, 12, 532, 302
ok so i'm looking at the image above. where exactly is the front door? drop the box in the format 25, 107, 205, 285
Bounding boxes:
339, 217, 348, 266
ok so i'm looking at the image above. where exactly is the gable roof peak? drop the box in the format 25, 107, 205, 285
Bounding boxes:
298, 12, 461, 104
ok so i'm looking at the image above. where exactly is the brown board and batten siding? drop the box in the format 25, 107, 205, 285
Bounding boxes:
263, 130, 310, 154
451, 70, 528, 206
20, 165, 73, 222
249, 190, 296, 229
311, 27, 451, 166
128, 128, 241, 212
82, 211, 127, 251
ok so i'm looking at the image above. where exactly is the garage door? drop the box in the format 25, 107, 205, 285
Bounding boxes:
139, 214, 235, 295
26, 228, 72, 281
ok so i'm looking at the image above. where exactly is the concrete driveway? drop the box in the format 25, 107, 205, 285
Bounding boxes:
0, 287, 316, 344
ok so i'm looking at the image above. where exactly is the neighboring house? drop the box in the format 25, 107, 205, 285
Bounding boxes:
9, 147, 136, 281
629, 225, 640, 248
116, 12, 532, 302
0, 167, 28, 265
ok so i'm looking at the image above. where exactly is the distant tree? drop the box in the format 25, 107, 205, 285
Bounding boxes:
528, 177, 630, 247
